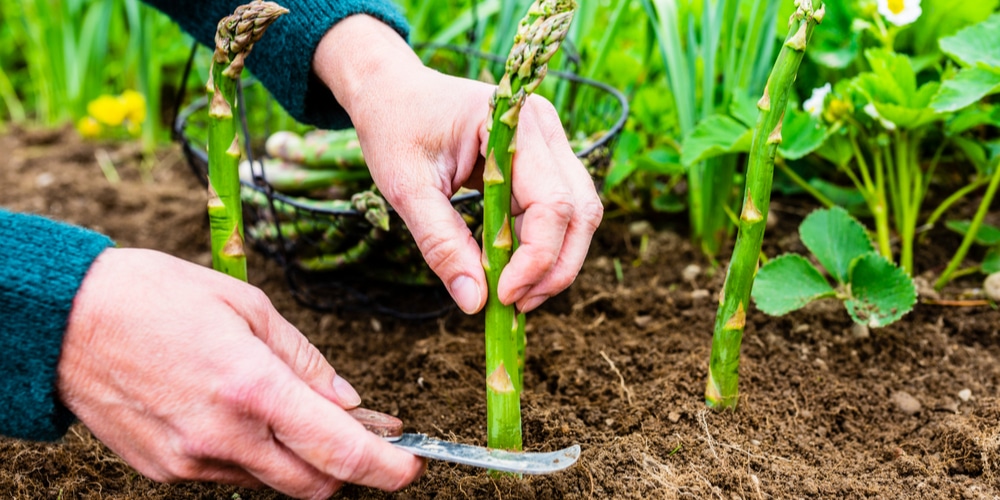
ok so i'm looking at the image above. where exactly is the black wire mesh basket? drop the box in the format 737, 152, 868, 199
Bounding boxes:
174, 44, 628, 318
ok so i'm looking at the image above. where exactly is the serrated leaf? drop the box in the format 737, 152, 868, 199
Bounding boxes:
947, 104, 1000, 136
681, 114, 752, 166
751, 254, 836, 316
945, 220, 1000, 246
931, 67, 1000, 113
729, 92, 759, 128
901, 0, 999, 56
779, 108, 831, 160
939, 12, 1000, 68
984, 247, 1000, 274
807, 179, 870, 215
799, 207, 875, 285
845, 253, 917, 328
634, 148, 683, 176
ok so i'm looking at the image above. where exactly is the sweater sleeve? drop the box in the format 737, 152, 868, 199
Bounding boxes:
0, 210, 115, 441
143, 0, 410, 130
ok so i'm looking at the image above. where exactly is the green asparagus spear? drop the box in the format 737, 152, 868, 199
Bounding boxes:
207, 0, 287, 281
241, 157, 370, 193
705, 0, 824, 410
483, 0, 576, 454
266, 129, 367, 169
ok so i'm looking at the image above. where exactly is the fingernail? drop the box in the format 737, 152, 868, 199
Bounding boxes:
449, 275, 482, 314
332, 375, 362, 407
519, 295, 546, 314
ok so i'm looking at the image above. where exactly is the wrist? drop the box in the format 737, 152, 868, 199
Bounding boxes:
313, 15, 424, 120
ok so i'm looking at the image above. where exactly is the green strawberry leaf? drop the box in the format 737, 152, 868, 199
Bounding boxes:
751, 254, 836, 316
603, 131, 642, 190
939, 12, 1000, 68
945, 220, 1000, 246
931, 67, 1000, 113
983, 247, 1000, 274
681, 114, 752, 166
779, 108, 831, 160
799, 207, 875, 285
845, 253, 917, 328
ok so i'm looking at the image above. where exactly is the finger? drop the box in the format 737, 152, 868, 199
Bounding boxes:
227, 286, 359, 408
245, 365, 424, 490
497, 108, 597, 308
238, 438, 343, 500
393, 187, 487, 315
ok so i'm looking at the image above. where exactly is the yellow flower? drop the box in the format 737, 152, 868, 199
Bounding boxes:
119, 90, 147, 124
877, 0, 921, 26
87, 94, 128, 127
76, 116, 103, 139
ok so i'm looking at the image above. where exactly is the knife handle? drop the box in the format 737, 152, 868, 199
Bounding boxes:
346, 407, 404, 439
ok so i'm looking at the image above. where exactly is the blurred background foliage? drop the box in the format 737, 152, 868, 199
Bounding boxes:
1, 0, 998, 273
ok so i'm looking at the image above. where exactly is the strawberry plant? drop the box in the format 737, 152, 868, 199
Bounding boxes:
752, 206, 917, 327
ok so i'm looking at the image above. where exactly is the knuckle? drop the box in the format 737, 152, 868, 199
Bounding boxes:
579, 197, 605, 231
415, 231, 463, 274
544, 190, 576, 222
217, 369, 274, 417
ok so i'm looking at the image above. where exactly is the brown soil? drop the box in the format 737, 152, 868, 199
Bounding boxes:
1, 126, 999, 499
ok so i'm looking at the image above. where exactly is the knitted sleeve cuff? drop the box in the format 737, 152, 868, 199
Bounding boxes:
251, 0, 411, 130
0, 210, 115, 441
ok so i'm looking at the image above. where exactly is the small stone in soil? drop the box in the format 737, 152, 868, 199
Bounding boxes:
849, 323, 870, 340
690, 289, 711, 300
667, 411, 681, 423
984, 273, 1000, 302
891, 391, 922, 415
681, 264, 701, 282
634, 315, 652, 328
958, 388, 972, 402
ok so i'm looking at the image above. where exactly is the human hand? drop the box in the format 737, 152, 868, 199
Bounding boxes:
57, 248, 424, 499
314, 15, 603, 315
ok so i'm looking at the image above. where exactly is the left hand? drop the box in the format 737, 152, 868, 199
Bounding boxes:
313, 15, 603, 315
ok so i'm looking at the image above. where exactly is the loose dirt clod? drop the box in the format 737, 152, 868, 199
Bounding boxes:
891, 391, 923, 415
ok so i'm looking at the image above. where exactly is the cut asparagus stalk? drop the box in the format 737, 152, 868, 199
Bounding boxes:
207, 0, 287, 281
483, 0, 576, 454
265, 129, 367, 169
705, 0, 824, 410
240, 157, 370, 193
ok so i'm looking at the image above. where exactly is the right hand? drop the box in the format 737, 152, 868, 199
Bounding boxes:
57, 248, 424, 499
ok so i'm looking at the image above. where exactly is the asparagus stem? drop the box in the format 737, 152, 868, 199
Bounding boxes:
483, 0, 575, 454
266, 129, 367, 169
207, 0, 287, 281
705, 0, 822, 410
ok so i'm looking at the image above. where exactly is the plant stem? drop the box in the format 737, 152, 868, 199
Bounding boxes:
924, 177, 990, 231
483, 0, 575, 454
705, 0, 822, 410
774, 159, 834, 208
207, 1, 287, 281
935, 158, 1000, 290
848, 131, 892, 259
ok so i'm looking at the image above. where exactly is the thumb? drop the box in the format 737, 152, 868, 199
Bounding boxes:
230, 286, 363, 408
393, 188, 487, 314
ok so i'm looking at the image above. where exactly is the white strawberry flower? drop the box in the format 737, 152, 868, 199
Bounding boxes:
864, 103, 897, 131
877, 0, 921, 26
803, 83, 832, 119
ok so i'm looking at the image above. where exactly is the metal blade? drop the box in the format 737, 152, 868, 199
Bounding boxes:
387, 434, 580, 475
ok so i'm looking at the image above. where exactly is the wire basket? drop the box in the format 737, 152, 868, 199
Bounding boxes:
174, 44, 628, 318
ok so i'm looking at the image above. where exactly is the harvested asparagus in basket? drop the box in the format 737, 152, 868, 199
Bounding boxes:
265, 128, 366, 169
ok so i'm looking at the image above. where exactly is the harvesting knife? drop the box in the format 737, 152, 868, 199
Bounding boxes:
347, 408, 581, 475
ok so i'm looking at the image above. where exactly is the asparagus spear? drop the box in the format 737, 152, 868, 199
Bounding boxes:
207, 0, 287, 281
705, 0, 824, 410
266, 129, 367, 169
483, 0, 576, 454
240, 157, 370, 193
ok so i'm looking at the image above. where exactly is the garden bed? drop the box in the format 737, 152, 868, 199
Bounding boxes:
1, 126, 998, 498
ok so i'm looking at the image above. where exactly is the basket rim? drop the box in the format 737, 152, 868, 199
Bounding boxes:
173, 45, 629, 218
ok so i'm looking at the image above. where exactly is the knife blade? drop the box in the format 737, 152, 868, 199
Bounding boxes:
347, 408, 581, 475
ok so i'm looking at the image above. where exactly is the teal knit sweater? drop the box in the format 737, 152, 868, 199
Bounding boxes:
1, 0, 409, 441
